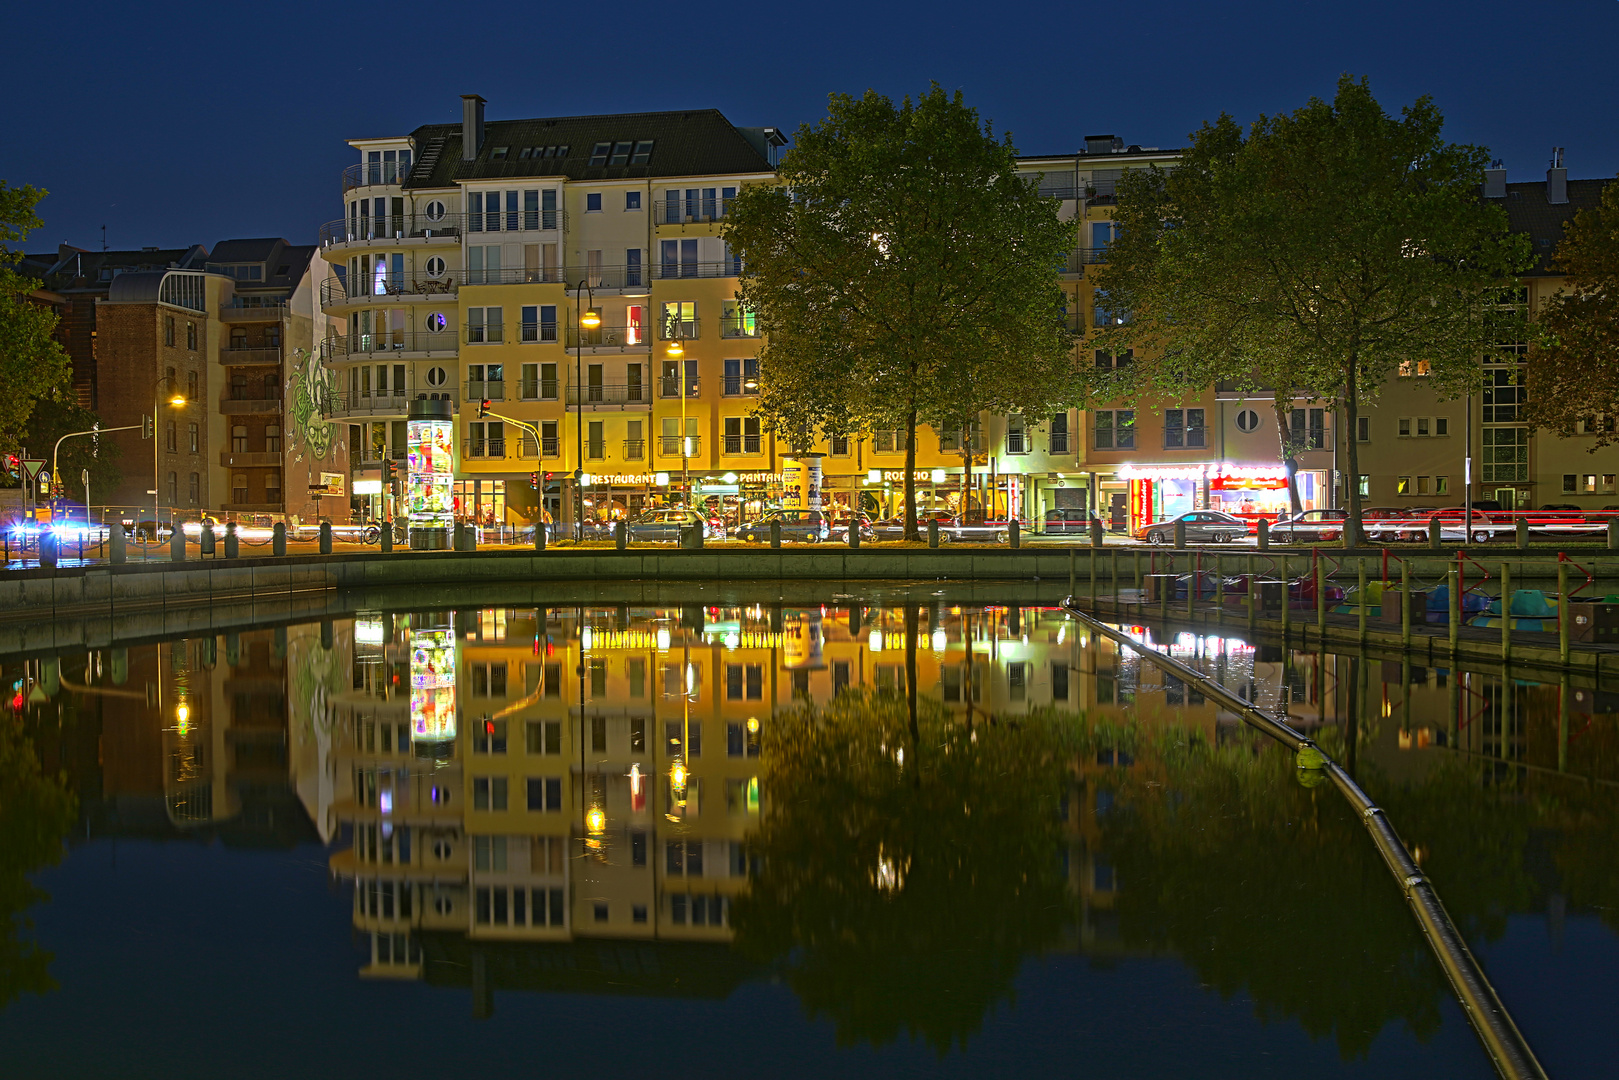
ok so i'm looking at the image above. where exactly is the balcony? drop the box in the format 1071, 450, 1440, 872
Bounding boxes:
660, 378, 700, 399
220, 346, 282, 366
1049, 433, 1070, 454
518, 378, 560, 401
659, 435, 702, 457
721, 435, 764, 455
1005, 433, 1032, 455
1060, 249, 1108, 274
466, 380, 509, 402
220, 388, 283, 416
719, 316, 761, 339
219, 450, 281, 467
342, 162, 411, 191
323, 331, 459, 360
565, 383, 653, 410
721, 374, 759, 396
320, 275, 457, 309
324, 390, 458, 419
218, 298, 287, 322
654, 197, 735, 226
562, 324, 654, 351
652, 260, 743, 281
462, 439, 509, 460
318, 210, 566, 249
563, 264, 651, 292
585, 441, 606, 461
623, 439, 646, 461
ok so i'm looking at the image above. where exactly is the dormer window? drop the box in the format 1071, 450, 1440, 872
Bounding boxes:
490, 146, 508, 161
610, 141, 632, 166
631, 140, 654, 165
589, 142, 611, 166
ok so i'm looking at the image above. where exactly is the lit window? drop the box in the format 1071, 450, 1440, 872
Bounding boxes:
1397, 476, 1412, 495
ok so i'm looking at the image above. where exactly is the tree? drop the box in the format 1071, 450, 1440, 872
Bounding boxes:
0, 182, 73, 459
0, 712, 77, 1009
730, 687, 1074, 1052
723, 86, 1077, 540
1521, 176, 1619, 447
1090, 76, 1530, 530
22, 393, 122, 505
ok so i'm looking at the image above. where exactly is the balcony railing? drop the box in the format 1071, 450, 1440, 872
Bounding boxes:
323, 331, 460, 359
660, 378, 700, 399
659, 317, 699, 341
220, 346, 282, 366
654, 197, 735, 225
563, 325, 653, 349
586, 441, 606, 461
719, 316, 761, 339
318, 210, 566, 247
1049, 433, 1071, 454
659, 435, 702, 456
323, 390, 458, 418
342, 161, 412, 190
623, 439, 646, 460
722, 434, 763, 454
565, 382, 652, 406
722, 374, 759, 395
519, 378, 560, 400
466, 380, 507, 402
463, 438, 508, 459
652, 260, 743, 280
1005, 433, 1031, 455
321, 276, 457, 307
219, 298, 287, 320
225, 386, 283, 402
1059, 249, 1109, 274
562, 264, 650, 291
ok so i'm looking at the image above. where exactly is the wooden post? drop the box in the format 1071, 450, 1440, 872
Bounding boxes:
1558, 559, 1570, 665
1068, 548, 1077, 601
1280, 554, 1290, 643
1315, 552, 1326, 633
1089, 545, 1097, 602
1401, 560, 1412, 648
1448, 566, 1460, 656
1357, 558, 1367, 642
1500, 562, 1511, 662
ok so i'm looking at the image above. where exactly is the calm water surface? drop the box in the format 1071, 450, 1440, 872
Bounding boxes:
2, 587, 1615, 1078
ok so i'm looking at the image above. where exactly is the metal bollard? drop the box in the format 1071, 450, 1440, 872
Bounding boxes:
1609, 518, 1619, 550
1500, 562, 1511, 662
770, 519, 781, 549
224, 522, 239, 559
1558, 560, 1570, 664
1516, 516, 1529, 549
272, 521, 287, 556
169, 523, 185, 562
109, 524, 126, 564
1428, 515, 1442, 553
532, 519, 544, 551
1447, 566, 1460, 654
1091, 520, 1104, 549
200, 523, 216, 556
1174, 518, 1186, 549
928, 519, 939, 549
320, 520, 333, 554
615, 520, 628, 551
1009, 518, 1020, 548
381, 518, 393, 553
849, 521, 860, 549
1257, 518, 1270, 551
39, 531, 58, 569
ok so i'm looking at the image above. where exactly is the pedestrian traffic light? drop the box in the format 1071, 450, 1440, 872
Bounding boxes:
478, 398, 491, 419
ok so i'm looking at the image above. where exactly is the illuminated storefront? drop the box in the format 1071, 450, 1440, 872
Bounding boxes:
1117, 463, 1325, 531
406, 399, 454, 549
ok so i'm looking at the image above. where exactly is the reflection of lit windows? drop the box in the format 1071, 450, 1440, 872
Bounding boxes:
469, 662, 507, 697
526, 720, 562, 754
473, 719, 507, 754
1008, 662, 1027, 701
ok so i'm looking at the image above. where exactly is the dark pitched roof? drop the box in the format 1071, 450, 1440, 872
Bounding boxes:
207, 238, 318, 290
403, 108, 775, 188
1494, 178, 1610, 275
208, 237, 285, 263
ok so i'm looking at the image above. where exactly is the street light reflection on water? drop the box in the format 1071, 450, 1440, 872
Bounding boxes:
2, 591, 1616, 1076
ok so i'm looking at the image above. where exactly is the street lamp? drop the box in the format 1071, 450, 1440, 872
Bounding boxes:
665, 339, 688, 501
571, 280, 599, 540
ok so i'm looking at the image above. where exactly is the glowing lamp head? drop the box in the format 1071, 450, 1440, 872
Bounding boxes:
665, 340, 684, 359
746, 717, 759, 734
586, 806, 607, 833
580, 307, 602, 329
175, 701, 191, 733
168, 396, 187, 407
670, 762, 688, 792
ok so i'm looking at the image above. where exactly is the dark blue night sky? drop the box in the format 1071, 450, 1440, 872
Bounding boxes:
4, 0, 1618, 252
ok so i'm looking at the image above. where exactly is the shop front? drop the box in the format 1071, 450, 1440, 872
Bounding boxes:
1114, 462, 1326, 533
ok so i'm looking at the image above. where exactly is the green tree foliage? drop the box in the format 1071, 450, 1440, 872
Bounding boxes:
1091, 76, 1529, 525
723, 86, 1077, 539
21, 394, 122, 504
731, 687, 1074, 1052
0, 182, 73, 459
1521, 176, 1619, 447
0, 712, 77, 1009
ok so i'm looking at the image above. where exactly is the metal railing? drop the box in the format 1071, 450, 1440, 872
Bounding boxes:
323, 390, 458, 418
219, 298, 287, 319
722, 434, 764, 454
565, 383, 651, 406
1005, 433, 1032, 455
318, 210, 566, 246
1060, 248, 1108, 274
342, 162, 412, 190
562, 264, 650, 290
719, 316, 761, 338
466, 380, 507, 402
518, 378, 560, 400
652, 260, 743, 280
660, 318, 700, 341
623, 439, 646, 460
585, 441, 606, 461
322, 331, 460, 359
563, 324, 654, 349
653, 197, 735, 225
462, 438, 509, 459
224, 385, 283, 402
660, 378, 700, 399
659, 435, 702, 456
721, 374, 759, 395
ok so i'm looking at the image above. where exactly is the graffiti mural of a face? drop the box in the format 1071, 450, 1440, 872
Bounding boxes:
286, 347, 337, 462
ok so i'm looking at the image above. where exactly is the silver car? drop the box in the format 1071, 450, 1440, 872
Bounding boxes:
1138, 511, 1248, 545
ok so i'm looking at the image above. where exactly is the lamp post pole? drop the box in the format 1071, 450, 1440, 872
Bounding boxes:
152, 376, 184, 537
571, 280, 598, 540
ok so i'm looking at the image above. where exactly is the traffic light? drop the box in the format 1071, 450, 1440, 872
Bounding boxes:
478, 398, 490, 419
529, 471, 539, 488
141, 414, 154, 439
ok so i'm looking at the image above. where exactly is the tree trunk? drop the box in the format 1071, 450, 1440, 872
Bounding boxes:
1273, 397, 1303, 515
903, 405, 920, 541
1344, 351, 1363, 547
905, 602, 920, 746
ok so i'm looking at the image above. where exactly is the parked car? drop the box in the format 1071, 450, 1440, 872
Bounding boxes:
733, 509, 831, 543
1134, 511, 1248, 545
871, 511, 956, 541
1392, 508, 1496, 544
1042, 507, 1102, 535
1270, 508, 1349, 542
584, 508, 706, 543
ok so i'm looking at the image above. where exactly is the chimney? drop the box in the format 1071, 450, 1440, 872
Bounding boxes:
1084, 134, 1119, 156
461, 95, 486, 161
1547, 147, 1567, 205
1483, 161, 1506, 199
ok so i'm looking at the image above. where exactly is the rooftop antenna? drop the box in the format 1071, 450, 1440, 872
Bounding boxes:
101, 225, 107, 252
1550, 147, 1564, 169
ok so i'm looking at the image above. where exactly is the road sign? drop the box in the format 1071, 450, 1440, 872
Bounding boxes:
21, 459, 44, 481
